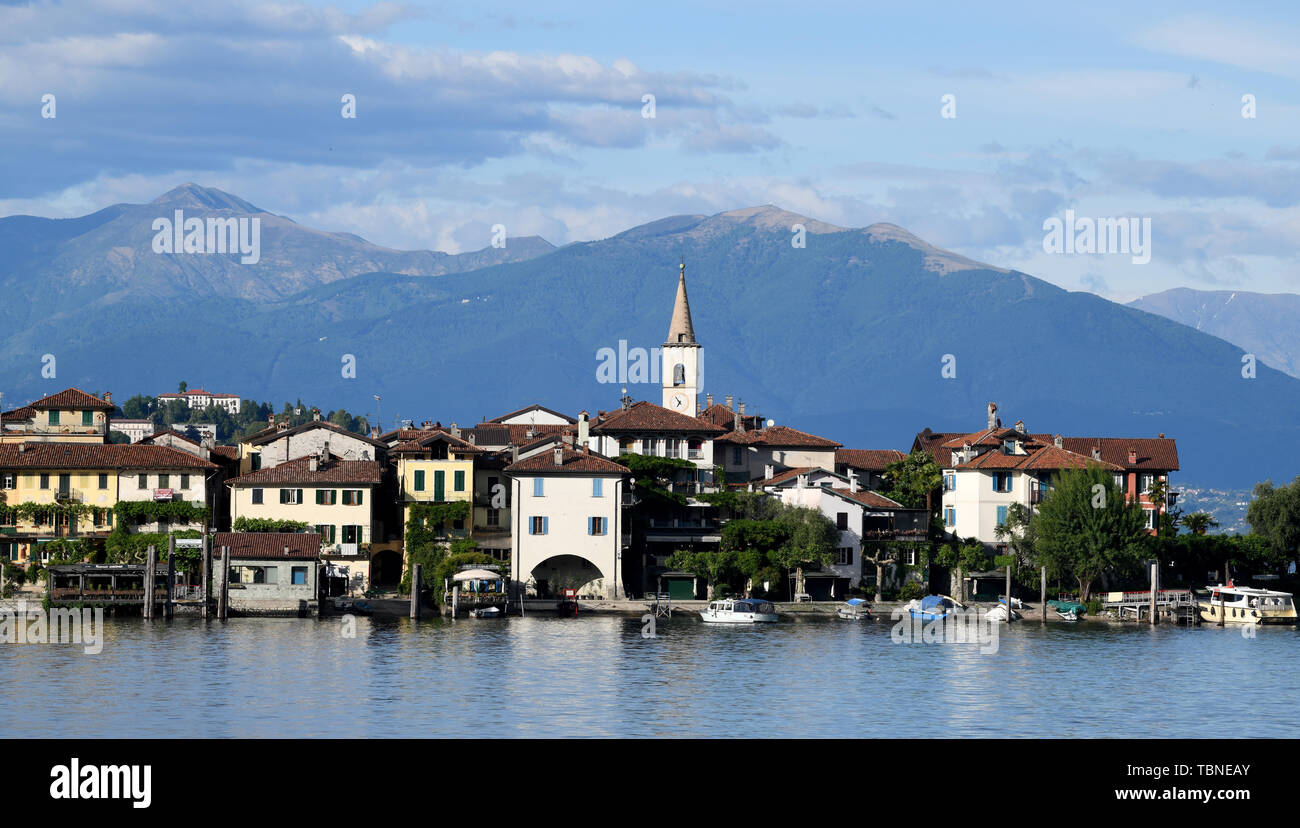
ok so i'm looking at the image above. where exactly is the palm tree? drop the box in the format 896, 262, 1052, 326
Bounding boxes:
1181, 511, 1219, 536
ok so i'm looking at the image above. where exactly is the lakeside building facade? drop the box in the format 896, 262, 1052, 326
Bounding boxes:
1, 388, 115, 444
156, 389, 242, 415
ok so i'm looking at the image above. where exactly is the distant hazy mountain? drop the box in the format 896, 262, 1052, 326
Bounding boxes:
2, 187, 1298, 488
1129, 288, 1300, 379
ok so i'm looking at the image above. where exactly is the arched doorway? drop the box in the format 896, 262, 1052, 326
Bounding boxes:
370, 549, 402, 588
529, 554, 609, 598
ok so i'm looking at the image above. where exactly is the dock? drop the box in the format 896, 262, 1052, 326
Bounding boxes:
1100, 589, 1199, 624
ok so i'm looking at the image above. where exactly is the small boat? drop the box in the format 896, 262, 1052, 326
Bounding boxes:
333, 598, 372, 615
1047, 599, 1086, 618
985, 604, 1020, 622
905, 594, 964, 622
700, 598, 778, 624
1198, 583, 1297, 625
836, 598, 872, 620
469, 606, 503, 619
999, 596, 1024, 610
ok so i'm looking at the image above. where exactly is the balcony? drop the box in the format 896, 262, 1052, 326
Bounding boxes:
54, 488, 81, 504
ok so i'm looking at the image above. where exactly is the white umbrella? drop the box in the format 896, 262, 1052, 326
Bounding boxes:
452, 568, 502, 581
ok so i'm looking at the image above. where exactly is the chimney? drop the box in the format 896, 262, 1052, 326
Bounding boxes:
467, 432, 477, 445
1128, 446, 1138, 464
321, 442, 331, 463
308, 455, 318, 472
765, 464, 774, 480
578, 411, 589, 447
725, 395, 734, 410
562, 434, 573, 446
312, 409, 321, 421
18, 443, 26, 453
734, 412, 742, 432
103, 391, 112, 405
1015, 419, 1026, 434
1092, 446, 1101, 461
1053, 434, 1063, 449
1158, 432, 1165, 439
421, 420, 432, 429
267, 414, 275, 426
283, 546, 290, 557
797, 473, 808, 489
739, 401, 746, 416
987, 402, 997, 430
850, 474, 859, 493
706, 393, 714, 408
553, 447, 563, 466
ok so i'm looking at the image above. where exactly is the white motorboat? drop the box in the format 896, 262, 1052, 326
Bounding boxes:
700, 598, 778, 624
1198, 583, 1296, 624
985, 604, 1020, 622
1055, 609, 1079, 622
469, 606, 503, 618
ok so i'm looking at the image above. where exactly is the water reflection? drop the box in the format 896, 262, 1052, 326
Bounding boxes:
1, 615, 1297, 738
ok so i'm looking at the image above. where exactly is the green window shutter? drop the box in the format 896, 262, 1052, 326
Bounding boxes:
434, 471, 444, 501
454, 470, 465, 492
414, 470, 425, 491
280, 489, 289, 504
49, 411, 60, 425
356, 490, 363, 506
315, 490, 325, 505
331, 490, 338, 505
297, 489, 304, 504
82, 411, 94, 426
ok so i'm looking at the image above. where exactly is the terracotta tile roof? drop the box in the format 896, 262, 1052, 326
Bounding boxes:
245, 420, 386, 449
228, 457, 382, 486
592, 401, 724, 435
487, 404, 576, 424
716, 425, 840, 448
210, 446, 239, 460
390, 429, 484, 455
29, 388, 114, 411
828, 488, 907, 510
0, 442, 217, 470
1, 406, 36, 421
466, 424, 512, 446
835, 449, 907, 470
504, 446, 630, 475
696, 403, 765, 432
212, 532, 321, 560
754, 466, 823, 487
954, 445, 1121, 472
140, 429, 201, 446
1058, 437, 1179, 471
499, 423, 573, 445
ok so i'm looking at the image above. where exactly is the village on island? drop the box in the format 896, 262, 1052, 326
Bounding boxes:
0, 264, 1295, 630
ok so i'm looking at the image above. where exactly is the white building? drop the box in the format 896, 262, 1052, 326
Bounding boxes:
156, 389, 242, 415
505, 445, 630, 599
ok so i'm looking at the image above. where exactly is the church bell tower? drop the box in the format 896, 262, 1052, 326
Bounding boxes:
662, 261, 701, 413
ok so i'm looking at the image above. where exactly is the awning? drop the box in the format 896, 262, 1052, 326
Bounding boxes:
452, 569, 504, 581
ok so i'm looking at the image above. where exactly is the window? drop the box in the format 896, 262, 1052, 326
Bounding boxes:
732, 447, 743, 466
180, 474, 190, 490
665, 438, 679, 458
39, 473, 49, 490
836, 547, 853, 565
342, 490, 364, 506
414, 470, 425, 491
592, 478, 603, 497
533, 478, 544, 497
1113, 473, 1125, 491
138, 475, 148, 490
529, 516, 548, 535
904, 549, 919, 566
688, 439, 702, 459
342, 525, 361, 544
251, 488, 263, 505
291, 567, 307, 586
48, 410, 60, 425
315, 524, 336, 544
159, 474, 170, 489
944, 472, 956, 492
280, 488, 304, 504
487, 508, 500, 527
992, 472, 1012, 493
619, 437, 635, 454
673, 363, 685, 386
588, 517, 606, 535
250, 453, 261, 471
1145, 509, 1157, 530
1002, 439, 1015, 454
1139, 474, 1155, 494
433, 470, 445, 500
944, 507, 956, 527
454, 470, 465, 492
836, 512, 848, 530
82, 411, 94, 426
316, 489, 338, 505
996, 505, 1009, 527
1, 474, 15, 489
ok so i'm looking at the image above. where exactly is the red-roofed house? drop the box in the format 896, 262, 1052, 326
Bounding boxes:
1, 388, 115, 445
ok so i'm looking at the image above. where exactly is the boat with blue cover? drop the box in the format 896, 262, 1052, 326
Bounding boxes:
905, 594, 964, 621
836, 598, 872, 620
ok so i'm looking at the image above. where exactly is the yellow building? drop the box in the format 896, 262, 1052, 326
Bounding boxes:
392, 430, 482, 561
1, 388, 115, 444
0, 442, 217, 564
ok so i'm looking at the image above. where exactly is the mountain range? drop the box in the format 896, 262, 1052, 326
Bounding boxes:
1129, 289, 1300, 380
2, 185, 1298, 488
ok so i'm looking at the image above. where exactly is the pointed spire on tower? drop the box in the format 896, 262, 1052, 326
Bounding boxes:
666, 260, 697, 345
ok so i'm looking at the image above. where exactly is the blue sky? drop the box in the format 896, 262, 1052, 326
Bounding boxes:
1, 0, 1298, 299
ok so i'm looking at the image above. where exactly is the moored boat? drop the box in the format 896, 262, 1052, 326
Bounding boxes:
700, 598, 778, 624
469, 606, 503, 618
985, 604, 1020, 622
905, 594, 964, 622
1198, 583, 1296, 625
836, 598, 872, 620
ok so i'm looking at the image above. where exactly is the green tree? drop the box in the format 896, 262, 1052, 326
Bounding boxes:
771, 506, 837, 596
1246, 477, 1300, 568
1034, 464, 1151, 601
880, 450, 943, 513
668, 547, 738, 599
1181, 511, 1219, 536
936, 536, 990, 601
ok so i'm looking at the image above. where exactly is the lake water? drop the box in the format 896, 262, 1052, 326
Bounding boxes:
2, 612, 1297, 738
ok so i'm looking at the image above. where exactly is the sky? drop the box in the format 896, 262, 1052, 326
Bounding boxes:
1, 0, 1298, 301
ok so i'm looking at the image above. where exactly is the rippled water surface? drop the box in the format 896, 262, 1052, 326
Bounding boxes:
2, 613, 1297, 738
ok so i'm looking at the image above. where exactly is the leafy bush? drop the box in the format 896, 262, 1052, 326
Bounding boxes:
898, 581, 926, 601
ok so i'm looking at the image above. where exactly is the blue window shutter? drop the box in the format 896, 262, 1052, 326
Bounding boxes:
534, 478, 544, 497
997, 505, 1008, 526
542, 517, 548, 535
587, 517, 593, 535
593, 478, 602, 497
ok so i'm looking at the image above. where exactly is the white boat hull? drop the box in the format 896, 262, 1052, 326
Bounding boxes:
699, 610, 778, 624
